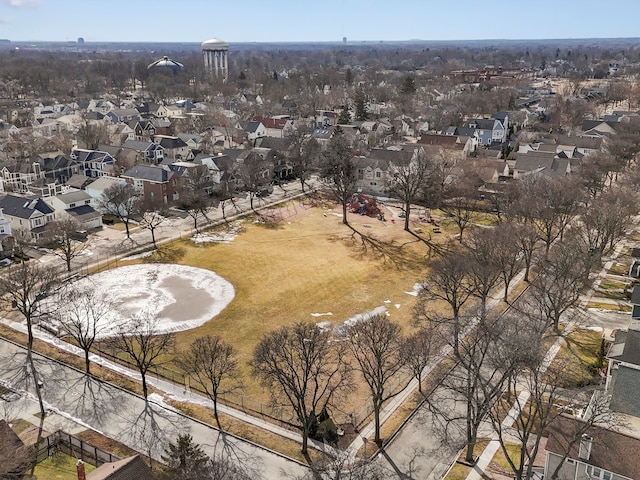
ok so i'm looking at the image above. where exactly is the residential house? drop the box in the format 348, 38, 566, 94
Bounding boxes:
105, 108, 141, 124
239, 93, 263, 105
418, 133, 477, 157
87, 99, 116, 115
0, 420, 28, 478
245, 121, 267, 142
582, 119, 619, 136
108, 122, 136, 144
156, 104, 185, 119
543, 414, 640, 480
153, 135, 188, 160
512, 151, 571, 179
192, 153, 224, 186
121, 164, 180, 205
86, 455, 154, 480
177, 133, 203, 151
606, 312, 640, 418
44, 190, 103, 230
71, 149, 115, 178
0, 194, 55, 240
85, 176, 126, 210
35, 152, 80, 184
252, 116, 294, 138
130, 119, 157, 141
122, 139, 165, 164
1, 162, 45, 193
464, 118, 506, 145
169, 161, 214, 194
356, 145, 426, 196
0, 209, 13, 257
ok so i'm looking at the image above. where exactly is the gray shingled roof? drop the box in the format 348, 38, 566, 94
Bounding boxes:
122, 165, 174, 183
0, 194, 54, 219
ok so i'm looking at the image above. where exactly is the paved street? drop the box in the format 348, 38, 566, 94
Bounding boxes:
0, 337, 310, 479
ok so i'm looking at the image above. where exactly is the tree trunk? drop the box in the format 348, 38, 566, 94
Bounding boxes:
374, 401, 382, 446
84, 350, 91, 374
404, 201, 411, 232
141, 373, 148, 398
66, 255, 72, 272
213, 394, 221, 429
301, 423, 309, 454
151, 229, 157, 249
342, 201, 348, 225
124, 219, 131, 238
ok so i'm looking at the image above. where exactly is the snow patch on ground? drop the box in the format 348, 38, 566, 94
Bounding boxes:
148, 393, 179, 412
57, 264, 235, 337
316, 321, 332, 331
333, 306, 388, 335
311, 312, 333, 317
405, 283, 424, 296
125, 250, 154, 260
192, 223, 242, 244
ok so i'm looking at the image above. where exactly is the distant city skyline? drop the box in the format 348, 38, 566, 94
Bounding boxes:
1, 0, 639, 44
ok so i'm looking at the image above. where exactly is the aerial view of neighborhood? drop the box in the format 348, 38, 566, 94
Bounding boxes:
2, 3, 640, 480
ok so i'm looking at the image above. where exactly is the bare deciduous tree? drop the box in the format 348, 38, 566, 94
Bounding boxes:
320, 128, 357, 225
54, 288, 114, 374
252, 322, 351, 454
386, 147, 434, 232
344, 314, 407, 446
99, 182, 139, 239
415, 249, 473, 354
178, 335, 238, 429
108, 313, 175, 398
402, 327, 435, 394
41, 216, 87, 272
0, 261, 60, 418
138, 209, 167, 249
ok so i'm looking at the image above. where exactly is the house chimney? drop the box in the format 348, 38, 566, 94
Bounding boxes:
76, 459, 86, 480
578, 434, 593, 461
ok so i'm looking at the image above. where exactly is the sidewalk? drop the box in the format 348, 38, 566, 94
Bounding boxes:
0, 336, 310, 479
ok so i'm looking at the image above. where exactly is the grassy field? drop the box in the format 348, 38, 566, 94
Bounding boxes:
552, 328, 605, 387
123, 201, 434, 416
33, 452, 96, 480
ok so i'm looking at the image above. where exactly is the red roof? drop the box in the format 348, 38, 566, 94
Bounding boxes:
252, 116, 288, 130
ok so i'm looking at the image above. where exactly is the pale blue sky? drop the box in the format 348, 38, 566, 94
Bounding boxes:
0, 0, 639, 43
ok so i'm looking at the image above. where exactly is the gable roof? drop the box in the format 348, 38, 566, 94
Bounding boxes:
252, 116, 289, 130
87, 455, 153, 480
545, 414, 640, 479
0, 194, 55, 219
122, 165, 175, 183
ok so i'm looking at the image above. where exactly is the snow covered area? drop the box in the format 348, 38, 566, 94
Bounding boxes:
192, 222, 242, 244
59, 264, 235, 337
405, 283, 424, 296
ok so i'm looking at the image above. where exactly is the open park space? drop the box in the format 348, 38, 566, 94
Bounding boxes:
102, 198, 433, 412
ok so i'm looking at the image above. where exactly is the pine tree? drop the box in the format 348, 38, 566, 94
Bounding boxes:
337, 106, 351, 124
353, 89, 368, 121
161, 434, 208, 480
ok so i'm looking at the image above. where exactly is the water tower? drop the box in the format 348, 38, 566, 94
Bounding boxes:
202, 38, 229, 80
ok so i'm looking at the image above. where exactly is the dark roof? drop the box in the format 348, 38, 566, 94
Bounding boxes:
156, 136, 187, 150
630, 284, 640, 305
245, 121, 263, 133
581, 119, 619, 132
418, 134, 464, 149
67, 204, 100, 219
0, 194, 54, 219
122, 165, 174, 183
609, 363, 640, 418
608, 321, 640, 366
87, 455, 153, 480
545, 415, 640, 479
466, 118, 500, 130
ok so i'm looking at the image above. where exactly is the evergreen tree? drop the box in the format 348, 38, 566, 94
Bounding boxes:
337, 106, 351, 124
353, 89, 368, 121
161, 434, 208, 480
400, 75, 416, 95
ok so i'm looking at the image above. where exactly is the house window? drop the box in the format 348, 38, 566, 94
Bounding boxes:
375, 171, 382, 178
34, 217, 42, 227
586, 465, 612, 480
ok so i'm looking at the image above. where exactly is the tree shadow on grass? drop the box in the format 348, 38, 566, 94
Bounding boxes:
340, 224, 427, 270
145, 244, 186, 263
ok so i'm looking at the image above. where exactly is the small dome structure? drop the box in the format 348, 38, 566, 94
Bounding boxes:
201, 38, 229, 50
147, 56, 185, 74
